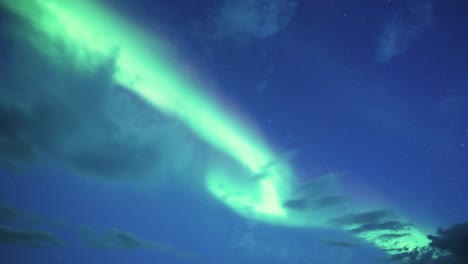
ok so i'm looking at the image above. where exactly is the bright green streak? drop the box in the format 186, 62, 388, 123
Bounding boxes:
1, 0, 433, 258
2, 0, 273, 174
2, 0, 289, 218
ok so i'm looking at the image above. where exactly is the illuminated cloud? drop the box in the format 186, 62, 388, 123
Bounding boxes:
0, 0, 442, 261
382, 222, 468, 263
0, 27, 197, 180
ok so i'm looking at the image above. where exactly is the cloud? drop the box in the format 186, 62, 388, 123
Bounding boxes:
376, 0, 434, 63
296, 173, 341, 198
428, 221, 468, 262
0, 24, 198, 181
283, 196, 345, 211
79, 226, 197, 258
283, 199, 308, 211
319, 239, 361, 248
0, 203, 18, 223
0, 201, 68, 231
210, 0, 297, 41
330, 209, 395, 226
79, 226, 172, 251
0, 225, 63, 248
377, 233, 410, 240
312, 196, 346, 208
382, 221, 468, 264
350, 221, 412, 234
233, 232, 272, 257
283, 174, 347, 213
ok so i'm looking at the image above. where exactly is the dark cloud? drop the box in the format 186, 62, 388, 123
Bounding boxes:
350, 221, 412, 234
0, 201, 68, 231
376, 0, 434, 63
330, 209, 395, 226
79, 226, 172, 251
283, 199, 308, 211
382, 221, 468, 264
0, 20, 197, 180
0, 103, 37, 170
428, 221, 468, 263
295, 173, 341, 198
0, 225, 63, 248
319, 239, 361, 248
79, 226, 199, 258
377, 233, 410, 241
0, 203, 18, 223
311, 196, 345, 208
79, 226, 197, 258
284, 174, 346, 211
283, 196, 345, 211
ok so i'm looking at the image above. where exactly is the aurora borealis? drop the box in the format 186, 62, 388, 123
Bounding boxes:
1, 1, 468, 264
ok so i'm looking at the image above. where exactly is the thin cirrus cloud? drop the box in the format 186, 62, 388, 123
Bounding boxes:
79, 226, 197, 258
211, 0, 297, 40
376, 0, 434, 63
0, 225, 63, 248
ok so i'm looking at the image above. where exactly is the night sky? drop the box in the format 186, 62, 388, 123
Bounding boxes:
1, 1, 468, 264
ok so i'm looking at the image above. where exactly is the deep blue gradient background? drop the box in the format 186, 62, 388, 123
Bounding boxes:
1, 1, 468, 263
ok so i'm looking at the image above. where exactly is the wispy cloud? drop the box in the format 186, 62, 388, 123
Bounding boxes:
376, 0, 434, 63
319, 239, 361, 248
211, 0, 297, 41
79, 226, 172, 251
79, 226, 197, 258
0, 225, 63, 248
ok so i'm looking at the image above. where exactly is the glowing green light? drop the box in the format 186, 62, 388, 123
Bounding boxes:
1, 0, 434, 259
1, 0, 273, 174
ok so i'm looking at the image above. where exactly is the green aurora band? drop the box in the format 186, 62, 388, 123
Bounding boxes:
1, 0, 436, 260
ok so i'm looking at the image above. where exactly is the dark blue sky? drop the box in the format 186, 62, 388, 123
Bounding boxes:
1, 1, 468, 264
108, 0, 468, 224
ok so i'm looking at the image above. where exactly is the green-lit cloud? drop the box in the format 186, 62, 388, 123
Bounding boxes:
0, 21, 197, 180
0, 0, 438, 261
